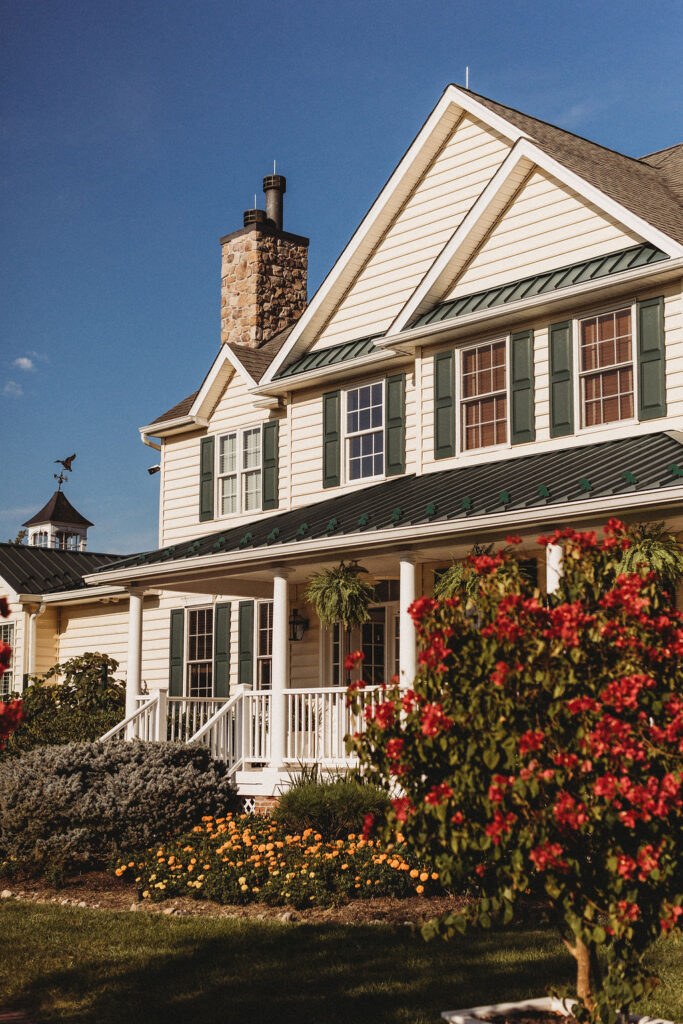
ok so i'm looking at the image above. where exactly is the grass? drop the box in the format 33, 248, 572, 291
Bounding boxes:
0, 902, 680, 1024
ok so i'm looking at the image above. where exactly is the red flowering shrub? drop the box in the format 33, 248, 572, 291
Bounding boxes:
349, 521, 682, 1022
0, 596, 23, 748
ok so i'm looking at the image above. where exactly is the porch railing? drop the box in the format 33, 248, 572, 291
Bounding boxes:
167, 697, 229, 743
101, 693, 161, 742
285, 686, 381, 766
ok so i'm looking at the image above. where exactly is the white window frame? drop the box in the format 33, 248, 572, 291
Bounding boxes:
456, 335, 510, 456
322, 601, 400, 687
216, 425, 262, 518
342, 380, 385, 485
255, 599, 273, 689
573, 300, 638, 435
0, 621, 14, 697
185, 605, 214, 698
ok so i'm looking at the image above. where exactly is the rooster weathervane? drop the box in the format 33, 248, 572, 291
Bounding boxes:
54, 453, 76, 490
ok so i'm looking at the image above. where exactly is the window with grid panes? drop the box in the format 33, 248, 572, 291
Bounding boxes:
361, 609, 386, 685
461, 340, 507, 450
256, 601, 273, 688
186, 608, 213, 697
346, 383, 384, 480
0, 622, 14, 697
217, 427, 262, 516
580, 308, 634, 427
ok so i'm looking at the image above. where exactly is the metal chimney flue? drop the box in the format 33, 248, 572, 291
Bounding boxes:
263, 174, 286, 231
243, 207, 267, 228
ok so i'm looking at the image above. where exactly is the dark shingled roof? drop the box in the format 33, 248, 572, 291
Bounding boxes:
94, 431, 683, 576
464, 89, 683, 245
641, 144, 683, 203
149, 390, 200, 426
0, 544, 124, 596
23, 491, 93, 529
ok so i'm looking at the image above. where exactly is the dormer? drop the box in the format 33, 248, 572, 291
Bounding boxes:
22, 491, 93, 551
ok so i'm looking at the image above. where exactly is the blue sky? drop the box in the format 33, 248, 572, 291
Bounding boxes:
2, 0, 681, 553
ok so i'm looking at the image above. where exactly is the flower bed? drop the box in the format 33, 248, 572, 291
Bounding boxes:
113, 813, 443, 908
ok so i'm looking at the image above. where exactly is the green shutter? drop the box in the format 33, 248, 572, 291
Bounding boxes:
213, 603, 231, 698
262, 420, 279, 510
169, 608, 184, 697
549, 320, 574, 438
637, 296, 666, 421
433, 350, 455, 459
511, 329, 535, 444
199, 436, 215, 522
323, 391, 341, 489
238, 601, 254, 686
385, 374, 406, 476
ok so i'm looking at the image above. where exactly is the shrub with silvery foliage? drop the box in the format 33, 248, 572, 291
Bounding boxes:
0, 740, 239, 872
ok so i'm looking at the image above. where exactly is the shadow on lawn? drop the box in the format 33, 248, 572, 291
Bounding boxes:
14, 916, 574, 1024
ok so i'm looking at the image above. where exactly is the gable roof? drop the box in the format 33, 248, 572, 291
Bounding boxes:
641, 143, 683, 202
262, 86, 683, 383
92, 431, 683, 580
22, 491, 93, 529
0, 543, 123, 596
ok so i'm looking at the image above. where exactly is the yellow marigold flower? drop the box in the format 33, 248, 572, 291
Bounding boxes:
143, 890, 150, 899
366, 880, 371, 886
149, 874, 157, 882
202, 815, 213, 822
190, 858, 197, 864
341, 864, 348, 871
420, 872, 429, 882
354, 883, 360, 888
241, 884, 248, 892
238, 876, 246, 884
416, 885, 424, 894
203, 865, 211, 871
431, 872, 439, 880
192, 826, 203, 833
410, 869, 419, 879
128, 861, 135, 868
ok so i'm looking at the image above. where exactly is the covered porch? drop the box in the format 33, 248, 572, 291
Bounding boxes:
90, 431, 683, 796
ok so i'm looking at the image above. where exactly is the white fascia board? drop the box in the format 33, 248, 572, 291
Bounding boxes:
138, 415, 208, 439
189, 346, 256, 419
391, 137, 683, 334
84, 484, 683, 587
260, 88, 513, 385
249, 350, 404, 396
40, 584, 129, 605
378, 255, 683, 351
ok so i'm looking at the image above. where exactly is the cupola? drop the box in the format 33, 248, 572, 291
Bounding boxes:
22, 491, 93, 551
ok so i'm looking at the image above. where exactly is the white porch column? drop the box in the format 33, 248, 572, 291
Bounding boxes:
399, 554, 418, 686
125, 588, 144, 721
546, 542, 563, 595
270, 571, 289, 769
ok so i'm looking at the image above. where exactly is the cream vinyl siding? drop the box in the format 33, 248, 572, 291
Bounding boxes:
444, 167, 643, 302
160, 370, 288, 546
289, 364, 416, 507
0, 587, 26, 690
420, 280, 682, 473
34, 605, 58, 676
311, 114, 511, 349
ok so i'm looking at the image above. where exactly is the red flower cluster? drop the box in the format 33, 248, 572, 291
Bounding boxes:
530, 841, 569, 872
0, 700, 23, 749
391, 796, 414, 822
424, 782, 453, 805
484, 809, 516, 845
408, 597, 438, 625
364, 700, 395, 730
344, 649, 365, 672
420, 702, 452, 737
519, 729, 545, 754
553, 792, 589, 830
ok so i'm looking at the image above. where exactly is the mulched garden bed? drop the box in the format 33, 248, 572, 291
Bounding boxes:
0, 870, 472, 924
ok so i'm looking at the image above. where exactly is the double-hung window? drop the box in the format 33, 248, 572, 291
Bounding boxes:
346, 382, 384, 481
579, 308, 634, 427
461, 339, 507, 450
217, 427, 262, 516
186, 607, 213, 697
0, 622, 14, 697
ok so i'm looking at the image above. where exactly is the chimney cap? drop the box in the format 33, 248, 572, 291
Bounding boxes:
263, 174, 286, 194
243, 208, 268, 228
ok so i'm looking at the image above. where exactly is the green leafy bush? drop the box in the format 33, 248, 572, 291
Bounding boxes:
3, 653, 125, 755
0, 740, 239, 872
275, 776, 391, 840
115, 812, 442, 908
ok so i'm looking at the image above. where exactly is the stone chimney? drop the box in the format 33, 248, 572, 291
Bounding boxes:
220, 174, 309, 349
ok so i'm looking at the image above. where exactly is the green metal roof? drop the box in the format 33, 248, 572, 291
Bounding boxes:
94, 431, 683, 576
407, 243, 669, 330
274, 333, 382, 380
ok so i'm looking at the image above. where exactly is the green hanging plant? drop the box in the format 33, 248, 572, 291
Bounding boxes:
304, 561, 375, 631
433, 543, 494, 600
615, 521, 683, 591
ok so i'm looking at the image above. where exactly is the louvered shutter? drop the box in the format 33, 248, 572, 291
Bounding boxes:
262, 420, 279, 510
169, 608, 184, 697
637, 296, 666, 421
549, 321, 574, 438
385, 374, 406, 476
511, 330, 535, 444
322, 391, 341, 489
213, 603, 231, 698
238, 601, 254, 686
433, 350, 455, 459
199, 436, 215, 522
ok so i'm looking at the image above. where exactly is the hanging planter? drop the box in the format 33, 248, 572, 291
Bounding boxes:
616, 521, 683, 592
304, 561, 375, 683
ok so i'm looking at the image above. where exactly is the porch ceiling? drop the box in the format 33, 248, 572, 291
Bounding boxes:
86, 431, 683, 590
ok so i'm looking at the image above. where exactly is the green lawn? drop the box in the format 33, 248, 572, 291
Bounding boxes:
0, 902, 681, 1024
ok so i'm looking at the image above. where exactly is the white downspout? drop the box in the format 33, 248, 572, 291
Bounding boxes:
28, 602, 47, 678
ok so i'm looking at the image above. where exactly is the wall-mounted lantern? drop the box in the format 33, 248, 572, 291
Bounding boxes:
288, 608, 309, 642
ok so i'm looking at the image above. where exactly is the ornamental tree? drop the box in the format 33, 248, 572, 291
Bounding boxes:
348, 521, 682, 1023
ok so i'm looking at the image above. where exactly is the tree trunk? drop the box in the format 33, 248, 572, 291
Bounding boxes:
563, 936, 597, 1009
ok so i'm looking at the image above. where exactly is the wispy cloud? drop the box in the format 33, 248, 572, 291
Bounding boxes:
3, 381, 23, 398
13, 356, 34, 372
28, 350, 49, 364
